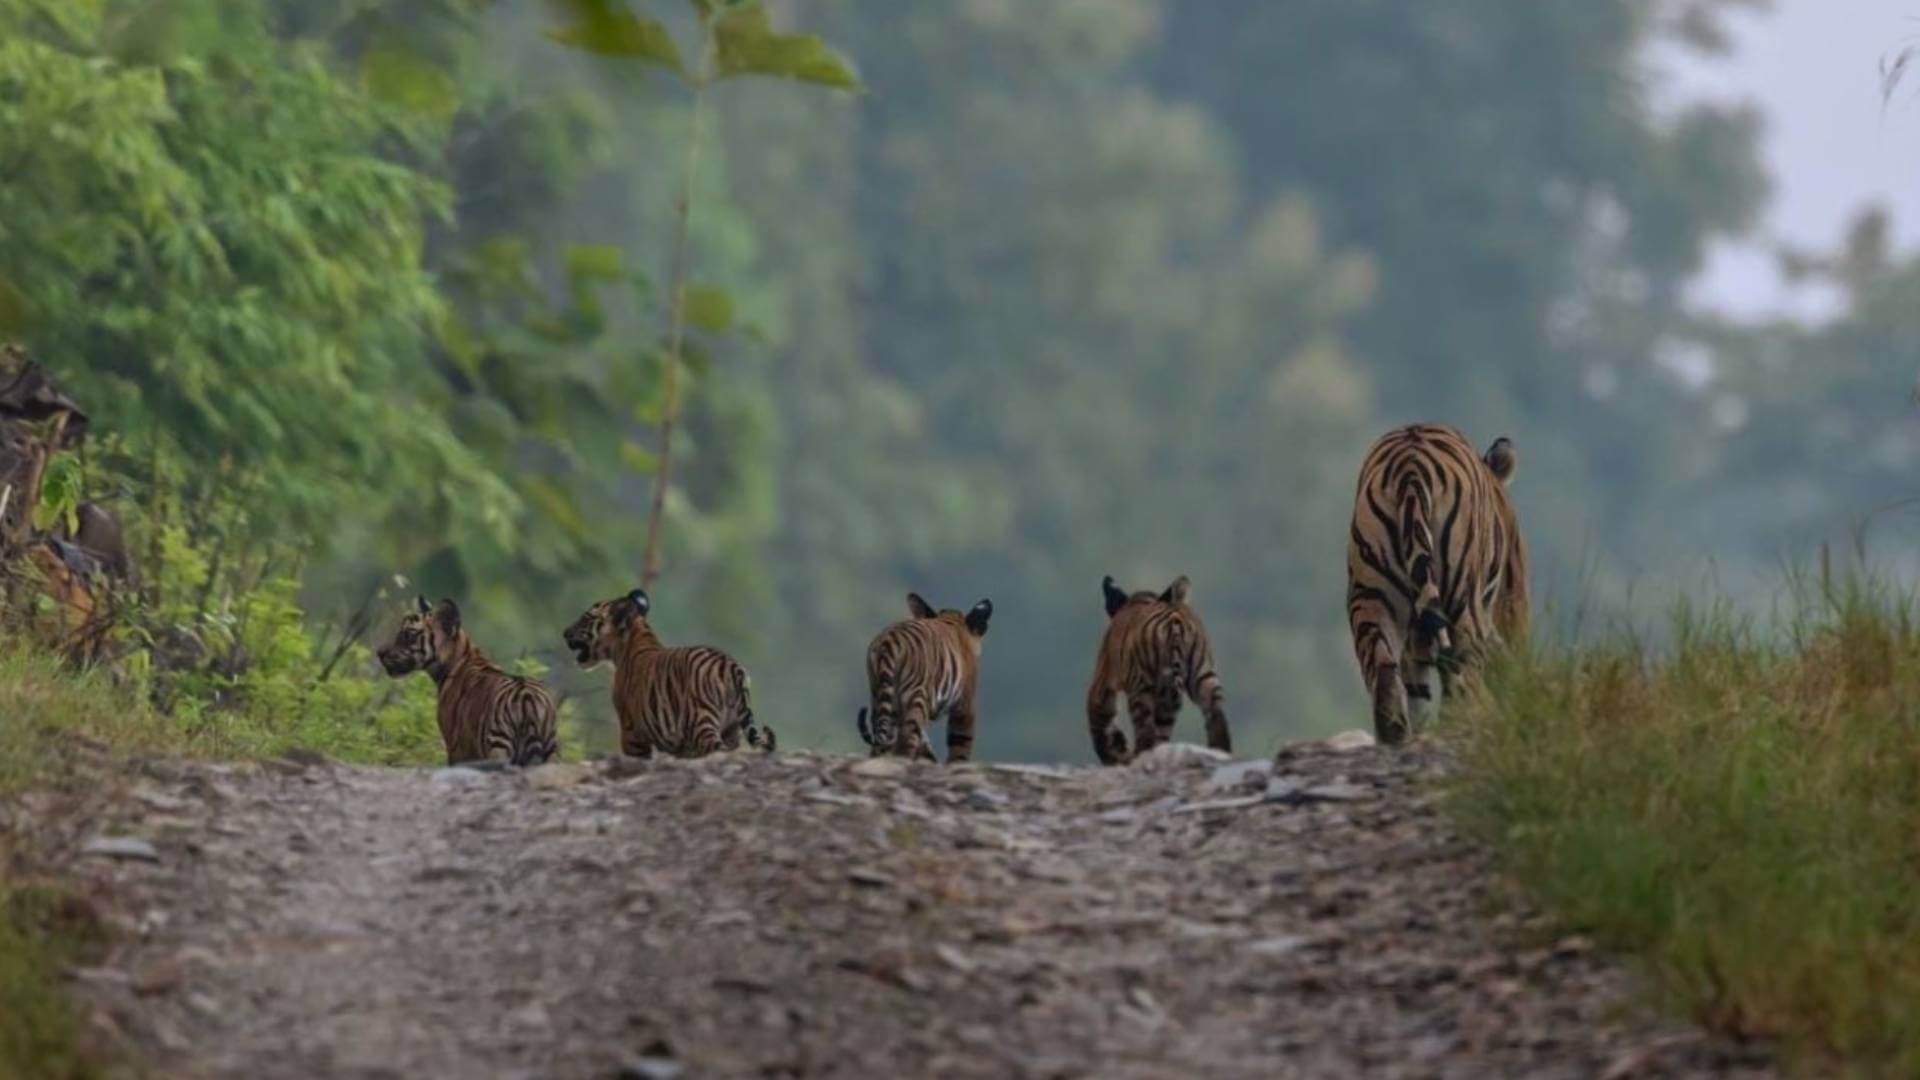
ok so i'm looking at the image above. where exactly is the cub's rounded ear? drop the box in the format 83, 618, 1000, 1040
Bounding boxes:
1102, 575, 1128, 617
1484, 436, 1518, 484
907, 592, 937, 619
415, 594, 431, 614
626, 588, 651, 617
432, 598, 461, 633
966, 598, 994, 636
1160, 576, 1191, 605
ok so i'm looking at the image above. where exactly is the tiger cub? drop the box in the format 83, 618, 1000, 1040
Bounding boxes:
1086, 575, 1231, 764
562, 588, 771, 759
377, 596, 559, 767
856, 592, 993, 762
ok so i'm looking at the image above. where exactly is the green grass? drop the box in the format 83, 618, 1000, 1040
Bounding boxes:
0, 646, 180, 1080
1451, 569, 1920, 1073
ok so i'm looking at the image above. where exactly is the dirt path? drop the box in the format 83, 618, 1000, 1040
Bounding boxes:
30, 738, 1769, 1079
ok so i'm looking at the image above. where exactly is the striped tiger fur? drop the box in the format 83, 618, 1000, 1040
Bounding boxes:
377, 596, 560, 767
1086, 575, 1231, 764
856, 592, 992, 762
562, 588, 772, 759
1346, 423, 1528, 745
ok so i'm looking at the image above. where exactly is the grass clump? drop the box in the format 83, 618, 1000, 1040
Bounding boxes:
1451, 567, 1920, 1071
0, 646, 168, 1080
0, 884, 107, 1080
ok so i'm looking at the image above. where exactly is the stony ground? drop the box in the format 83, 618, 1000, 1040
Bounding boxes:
8, 736, 1774, 1079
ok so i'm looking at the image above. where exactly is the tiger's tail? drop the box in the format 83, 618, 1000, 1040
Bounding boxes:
859, 665, 900, 755
1398, 479, 1451, 652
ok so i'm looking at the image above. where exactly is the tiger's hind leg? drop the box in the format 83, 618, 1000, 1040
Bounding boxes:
1088, 687, 1128, 765
1127, 692, 1160, 758
1151, 679, 1181, 752
1371, 662, 1411, 747
1189, 669, 1231, 754
1351, 586, 1410, 746
685, 711, 725, 758
945, 699, 976, 764
1404, 656, 1441, 737
897, 699, 933, 760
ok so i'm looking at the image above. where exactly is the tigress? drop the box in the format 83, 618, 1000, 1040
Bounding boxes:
1346, 423, 1527, 745
376, 596, 560, 767
1086, 575, 1231, 764
562, 588, 772, 758
855, 593, 992, 762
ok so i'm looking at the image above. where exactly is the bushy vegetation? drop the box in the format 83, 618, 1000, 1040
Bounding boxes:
1451, 563, 1920, 1072
0, 647, 170, 1080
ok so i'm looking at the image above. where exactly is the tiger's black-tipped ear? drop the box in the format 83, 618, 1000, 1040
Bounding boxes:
1484, 436, 1518, 484
907, 592, 937, 619
1103, 575, 1128, 617
626, 589, 651, 617
966, 598, 994, 636
415, 594, 431, 614
1160, 576, 1191, 605
431, 598, 461, 634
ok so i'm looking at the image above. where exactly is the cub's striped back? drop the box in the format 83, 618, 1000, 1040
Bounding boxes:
1346, 423, 1527, 744
377, 596, 560, 767
562, 588, 770, 759
857, 592, 992, 762
1086, 575, 1231, 764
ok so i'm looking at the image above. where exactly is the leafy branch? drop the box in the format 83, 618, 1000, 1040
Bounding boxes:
547, 0, 860, 587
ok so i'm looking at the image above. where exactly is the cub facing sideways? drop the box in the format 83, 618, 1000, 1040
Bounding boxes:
857, 592, 992, 763
563, 588, 772, 759
1087, 575, 1231, 764
377, 596, 560, 767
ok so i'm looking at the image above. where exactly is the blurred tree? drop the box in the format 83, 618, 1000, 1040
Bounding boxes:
0, 0, 512, 539
1150, 0, 1771, 622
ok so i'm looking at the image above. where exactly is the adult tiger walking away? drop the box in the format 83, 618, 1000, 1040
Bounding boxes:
1086, 575, 1231, 765
562, 588, 772, 758
377, 596, 560, 767
856, 593, 993, 762
1347, 423, 1527, 746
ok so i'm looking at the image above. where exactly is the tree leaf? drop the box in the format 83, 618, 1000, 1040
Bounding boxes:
682, 282, 734, 333
359, 46, 461, 123
566, 244, 624, 282
547, 1, 685, 74
713, 4, 862, 90
619, 440, 659, 474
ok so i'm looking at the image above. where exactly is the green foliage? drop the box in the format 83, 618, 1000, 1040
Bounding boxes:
711, 4, 860, 89
0, 881, 100, 1080
0, 648, 179, 1079
0, 0, 515, 543
31, 453, 80, 534
682, 283, 735, 333
545, 0, 684, 71
1451, 567, 1920, 1071
547, 1, 860, 89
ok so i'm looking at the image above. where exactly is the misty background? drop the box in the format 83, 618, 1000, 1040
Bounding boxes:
6, 0, 1919, 762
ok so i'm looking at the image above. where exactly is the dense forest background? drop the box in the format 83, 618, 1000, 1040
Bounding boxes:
3, 0, 1916, 761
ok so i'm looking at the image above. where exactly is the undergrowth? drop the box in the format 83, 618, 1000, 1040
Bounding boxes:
1451, 566, 1920, 1074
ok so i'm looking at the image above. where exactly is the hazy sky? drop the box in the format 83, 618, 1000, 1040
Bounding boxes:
1660, 2, 1920, 321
